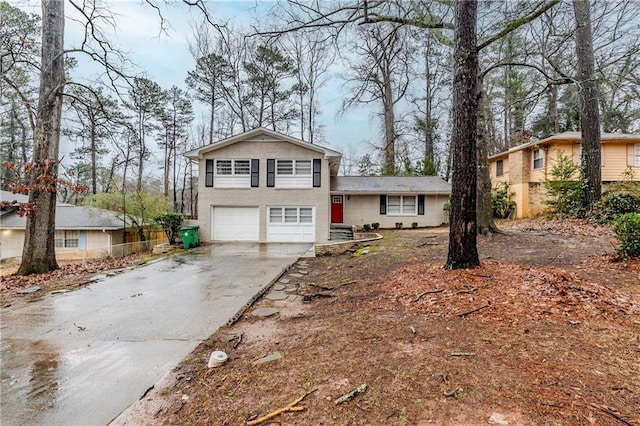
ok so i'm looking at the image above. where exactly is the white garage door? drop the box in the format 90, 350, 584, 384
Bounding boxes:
266, 207, 316, 242
211, 207, 259, 241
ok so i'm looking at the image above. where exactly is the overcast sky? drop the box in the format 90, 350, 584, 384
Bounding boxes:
37, 0, 376, 163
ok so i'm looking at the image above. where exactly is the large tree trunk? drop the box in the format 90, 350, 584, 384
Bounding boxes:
476, 78, 499, 235
18, 0, 65, 275
445, 0, 480, 270
573, 0, 601, 212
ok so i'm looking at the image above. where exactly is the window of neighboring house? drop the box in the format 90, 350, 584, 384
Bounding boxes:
572, 144, 581, 165
387, 196, 417, 215
496, 159, 504, 176
55, 230, 79, 248
635, 144, 640, 166
533, 149, 544, 169
573, 144, 605, 166
268, 207, 314, 224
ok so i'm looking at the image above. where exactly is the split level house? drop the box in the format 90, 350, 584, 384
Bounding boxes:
0, 190, 128, 261
488, 132, 640, 218
184, 127, 451, 243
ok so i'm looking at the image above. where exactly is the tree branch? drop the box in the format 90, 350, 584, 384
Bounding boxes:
477, 0, 561, 51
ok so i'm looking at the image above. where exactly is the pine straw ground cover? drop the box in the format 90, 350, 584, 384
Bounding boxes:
102, 221, 640, 425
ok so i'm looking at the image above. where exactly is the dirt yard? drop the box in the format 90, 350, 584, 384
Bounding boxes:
116, 219, 639, 426
3, 219, 639, 425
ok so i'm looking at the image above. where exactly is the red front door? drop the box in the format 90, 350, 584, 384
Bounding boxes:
331, 195, 343, 223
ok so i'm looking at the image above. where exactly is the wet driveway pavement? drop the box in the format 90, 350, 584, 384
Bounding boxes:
0, 243, 311, 426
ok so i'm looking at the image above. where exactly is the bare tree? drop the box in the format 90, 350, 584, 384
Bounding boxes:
342, 23, 413, 175
283, 30, 333, 143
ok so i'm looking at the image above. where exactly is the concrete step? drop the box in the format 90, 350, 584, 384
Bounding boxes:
330, 226, 354, 241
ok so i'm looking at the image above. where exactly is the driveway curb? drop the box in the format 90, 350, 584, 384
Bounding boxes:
225, 262, 296, 326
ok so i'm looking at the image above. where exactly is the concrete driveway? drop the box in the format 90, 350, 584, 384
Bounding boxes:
0, 243, 311, 426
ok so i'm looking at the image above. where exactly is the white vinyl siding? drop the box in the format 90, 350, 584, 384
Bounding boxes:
275, 159, 312, 188
211, 207, 259, 241
215, 159, 251, 188
387, 196, 417, 215
267, 206, 315, 242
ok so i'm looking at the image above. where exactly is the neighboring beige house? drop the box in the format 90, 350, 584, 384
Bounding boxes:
488, 132, 640, 218
184, 128, 451, 243
1, 190, 127, 261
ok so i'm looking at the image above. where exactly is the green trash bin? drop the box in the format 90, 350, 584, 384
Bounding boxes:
180, 225, 200, 249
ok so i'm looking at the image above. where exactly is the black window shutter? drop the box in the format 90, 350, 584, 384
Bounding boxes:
313, 159, 321, 187
379, 195, 387, 215
251, 159, 259, 187
205, 159, 214, 187
418, 195, 425, 215
267, 159, 275, 187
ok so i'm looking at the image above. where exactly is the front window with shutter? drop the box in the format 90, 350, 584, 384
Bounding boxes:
213, 159, 253, 187
274, 159, 315, 187
387, 196, 418, 215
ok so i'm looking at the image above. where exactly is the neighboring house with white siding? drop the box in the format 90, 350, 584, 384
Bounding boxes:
184, 127, 451, 243
0, 190, 127, 261
488, 132, 640, 218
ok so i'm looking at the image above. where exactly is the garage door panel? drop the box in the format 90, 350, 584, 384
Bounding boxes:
212, 207, 259, 241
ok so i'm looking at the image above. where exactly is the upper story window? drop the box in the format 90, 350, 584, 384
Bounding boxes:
387, 195, 417, 215
276, 160, 311, 176
533, 149, 544, 170
496, 159, 504, 177
216, 160, 250, 176
271, 159, 314, 188
210, 159, 253, 188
